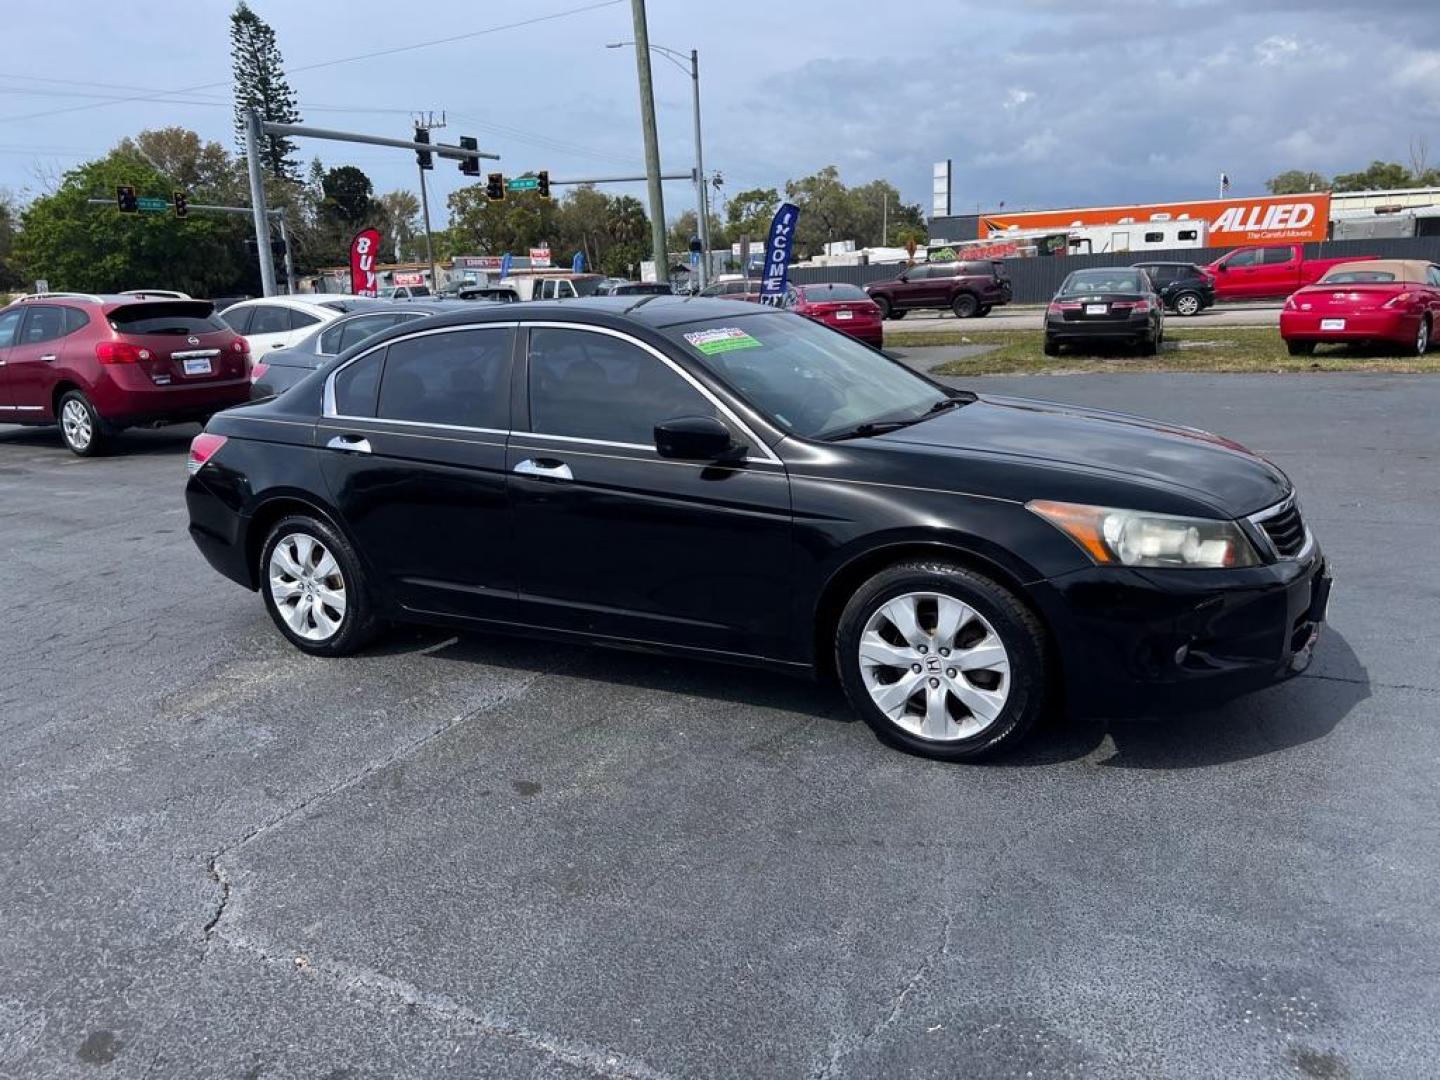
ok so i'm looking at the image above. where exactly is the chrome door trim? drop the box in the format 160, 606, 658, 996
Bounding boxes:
325, 434, 372, 454
513, 458, 574, 481
517, 320, 783, 465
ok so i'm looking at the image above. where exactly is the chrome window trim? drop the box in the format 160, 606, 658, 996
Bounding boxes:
519, 320, 782, 465
1246, 494, 1314, 562
319, 415, 509, 438
509, 441, 786, 472
323, 322, 520, 424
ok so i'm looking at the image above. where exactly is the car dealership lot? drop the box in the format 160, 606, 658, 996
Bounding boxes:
884, 302, 1282, 335
2, 372, 1438, 1078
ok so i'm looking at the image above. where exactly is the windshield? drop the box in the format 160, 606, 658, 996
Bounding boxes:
571, 277, 604, 297
664, 313, 951, 440
800, 283, 869, 302
1321, 269, 1397, 284
1059, 270, 1147, 295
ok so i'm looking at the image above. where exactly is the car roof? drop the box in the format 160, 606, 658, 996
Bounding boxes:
1132, 261, 1199, 268
1321, 259, 1434, 283
365, 295, 777, 335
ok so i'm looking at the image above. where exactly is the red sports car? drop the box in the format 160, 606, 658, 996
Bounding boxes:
1281, 259, 1440, 357
784, 283, 884, 347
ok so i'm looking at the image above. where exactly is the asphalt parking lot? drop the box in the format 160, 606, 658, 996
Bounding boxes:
2, 371, 1438, 1079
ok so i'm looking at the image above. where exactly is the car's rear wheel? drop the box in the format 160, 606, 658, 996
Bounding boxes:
1413, 316, 1430, 357
58, 391, 109, 457
1173, 291, 1202, 317
835, 561, 1048, 761
951, 293, 980, 319
1287, 340, 1316, 357
260, 515, 378, 657
1137, 334, 1158, 357
1043, 338, 1060, 357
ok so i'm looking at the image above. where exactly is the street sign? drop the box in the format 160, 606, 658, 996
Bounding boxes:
137, 197, 169, 213
507, 176, 539, 193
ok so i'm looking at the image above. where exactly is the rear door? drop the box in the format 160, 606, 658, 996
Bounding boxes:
319, 324, 519, 621
1255, 245, 1300, 296
0, 306, 25, 412
7, 304, 73, 414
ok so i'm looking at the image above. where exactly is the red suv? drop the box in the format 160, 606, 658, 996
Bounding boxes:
865, 260, 1012, 320
0, 292, 250, 455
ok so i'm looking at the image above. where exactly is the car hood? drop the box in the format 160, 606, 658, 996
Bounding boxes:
872, 394, 1290, 517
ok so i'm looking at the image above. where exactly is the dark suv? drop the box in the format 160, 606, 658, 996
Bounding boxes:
0, 292, 250, 455
1131, 262, 1215, 317
865, 261, 1012, 319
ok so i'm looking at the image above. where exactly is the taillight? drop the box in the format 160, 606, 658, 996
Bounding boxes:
187, 433, 227, 475
231, 338, 249, 355
96, 341, 150, 364
1382, 292, 1414, 309
250, 361, 269, 383
1284, 296, 1298, 311
1047, 301, 1081, 315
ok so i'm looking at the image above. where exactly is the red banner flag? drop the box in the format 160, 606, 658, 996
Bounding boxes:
349, 228, 381, 296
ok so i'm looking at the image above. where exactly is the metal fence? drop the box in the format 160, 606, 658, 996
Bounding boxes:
786, 235, 1440, 305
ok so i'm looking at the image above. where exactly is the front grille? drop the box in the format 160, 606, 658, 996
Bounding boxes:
1259, 502, 1306, 558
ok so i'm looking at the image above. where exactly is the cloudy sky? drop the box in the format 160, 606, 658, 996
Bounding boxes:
1, 0, 1436, 224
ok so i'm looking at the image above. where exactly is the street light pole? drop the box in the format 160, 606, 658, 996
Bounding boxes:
628, 0, 668, 285
243, 109, 277, 297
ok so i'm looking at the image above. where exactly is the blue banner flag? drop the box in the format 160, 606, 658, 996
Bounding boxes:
572, 251, 585, 273
499, 252, 513, 278
758, 202, 800, 305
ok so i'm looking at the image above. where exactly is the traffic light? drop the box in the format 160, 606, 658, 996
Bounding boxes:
116, 185, 138, 213
173, 191, 189, 219
485, 172, 505, 202
414, 126, 432, 171
458, 135, 480, 178
537, 170, 551, 200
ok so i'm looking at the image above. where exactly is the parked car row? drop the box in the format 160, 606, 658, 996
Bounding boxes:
1280, 259, 1440, 356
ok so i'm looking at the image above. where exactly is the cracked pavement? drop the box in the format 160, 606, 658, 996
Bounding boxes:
1, 372, 1438, 1079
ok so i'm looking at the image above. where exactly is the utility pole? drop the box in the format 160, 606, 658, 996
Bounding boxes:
629, 0, 668, 284
883, 191, 889, 247
243, 109, 277, 297
414, 111, 443, 292
689, 49, 709, 289
276, 210, 297, 294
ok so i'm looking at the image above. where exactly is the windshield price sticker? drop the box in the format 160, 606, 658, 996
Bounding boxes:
683, 327, 762, 355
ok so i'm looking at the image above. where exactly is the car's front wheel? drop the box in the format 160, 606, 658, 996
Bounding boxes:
58, 390, 109, 457
1172, 291, 1202, 317
260, 514, 378, 656
835, 561, 1049, 761
873, 295, 893, 320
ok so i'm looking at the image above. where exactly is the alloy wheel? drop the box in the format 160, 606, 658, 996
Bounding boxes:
858, 591, 1011, 741
1419, 319, 1430, 356
61, 399, 92, 452
1175, 293, 1200, 316
268, 532, 347, 642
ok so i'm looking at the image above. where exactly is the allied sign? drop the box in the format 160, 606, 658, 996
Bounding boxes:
978, 192, 1331, 248
758, 202, 800, 304
349, 228, 381, 297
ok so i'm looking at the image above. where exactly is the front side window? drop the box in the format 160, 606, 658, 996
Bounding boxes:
247, 305, 290, 335
1223, 248, 1261, 268
528, 328, 716, 445
376, 328, 512, 429
0, 307, 23, 347
664, 313, 947, 440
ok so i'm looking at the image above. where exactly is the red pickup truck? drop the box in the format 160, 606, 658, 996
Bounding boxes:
1204, 244, 1376, 301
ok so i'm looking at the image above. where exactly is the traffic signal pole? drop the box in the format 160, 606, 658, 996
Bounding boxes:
244, 110, 277, 297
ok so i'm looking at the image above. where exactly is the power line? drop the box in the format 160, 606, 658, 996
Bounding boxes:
0, 0, 625, 125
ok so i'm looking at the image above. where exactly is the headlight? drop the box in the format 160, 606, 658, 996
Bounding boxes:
1027, 500, 1260, 569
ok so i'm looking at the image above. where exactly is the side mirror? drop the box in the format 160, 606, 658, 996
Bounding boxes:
1215, 263, 1228, 272
654, 415, 739, 461
898, 272, 909, 283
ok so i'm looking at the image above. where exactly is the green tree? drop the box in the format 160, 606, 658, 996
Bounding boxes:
445, 179, 559, 258
785, 166, 856, 256
375, 190, 422, 262
0, 191, 21, 291
15, 147, 251, 296
724, 187, 778, 242
1332, 161, 1419, 192
1265, 169, 1328, 195
849, 179, 925, 248
320, 166, 374, 227
666, 209, 700, 256
231, 1, 301, 181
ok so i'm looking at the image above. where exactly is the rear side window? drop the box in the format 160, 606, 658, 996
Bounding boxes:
247, 305, 291, 335
332, 350, 384, 417
20, 305, 67, 344
108, 302, 225, 336
376, 328, 512, 429
290, 309, 320, 330
64, 308, 90, 333
1262, 247, 1295, 265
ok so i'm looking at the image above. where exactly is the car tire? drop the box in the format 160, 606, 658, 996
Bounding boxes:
889, 309, 907, 319
1287, 341, 1316, 357
260, 514, 379, 657
951, 293, 980, 319
1043, 339, 1060, 357
1137, 335, 1158, 357
1173, 291, 1202, 317
1412, 316, 1431, 357
975, 305, 992, 317
835, 560, 1049, 762
57, 390, 110, 457
874, 296, 893, 320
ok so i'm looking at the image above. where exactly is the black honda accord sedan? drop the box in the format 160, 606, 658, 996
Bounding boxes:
186, 297, 1330, 761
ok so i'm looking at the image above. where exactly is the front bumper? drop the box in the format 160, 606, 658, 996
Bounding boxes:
1280, 309, 1416, 344
1026, 546, 1330, 718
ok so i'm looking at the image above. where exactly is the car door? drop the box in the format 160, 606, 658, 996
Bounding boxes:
7, 304, 72, 415
1216, 247, 1263, 298
507, 323, 794, 659
319, 324, 519, 621
894, 265, 929, 310
1256, 245, 1300, 297
0, 306, 24, 413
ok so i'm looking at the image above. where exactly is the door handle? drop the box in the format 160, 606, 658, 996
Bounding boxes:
325, 434, 372, 454
513, 457, 573, 481
40, 354, 58, 363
